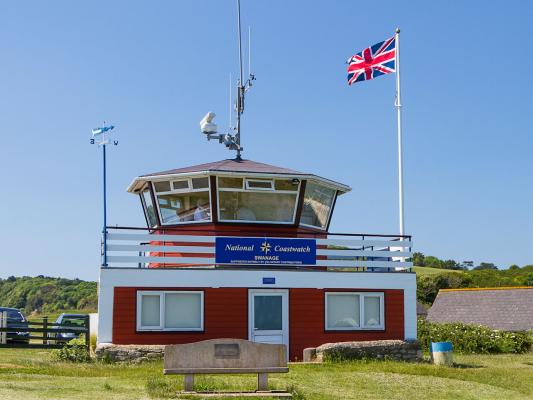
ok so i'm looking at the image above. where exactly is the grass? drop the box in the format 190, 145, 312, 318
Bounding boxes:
0, 349, 532, 399
413, 266, 464, 276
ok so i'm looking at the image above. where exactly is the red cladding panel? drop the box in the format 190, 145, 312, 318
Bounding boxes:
112, 287, 404, 361
289, 289, 404, 360
112, 287, 248, 344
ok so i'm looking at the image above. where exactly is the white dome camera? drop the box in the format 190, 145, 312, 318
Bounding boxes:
200, 112, 217, 134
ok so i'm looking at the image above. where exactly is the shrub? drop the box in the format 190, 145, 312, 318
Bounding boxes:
52, 337, 91, 362
418, 318, 533, 354
90, 333, 97, 354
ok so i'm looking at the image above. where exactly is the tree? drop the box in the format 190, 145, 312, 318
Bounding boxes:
417, 273, 473, 304
522, 272, 533, 286
474, 262, 498, 271
413, 252, 425, 266
424, 256, 442, 269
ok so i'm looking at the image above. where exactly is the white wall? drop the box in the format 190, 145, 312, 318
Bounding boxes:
89, 313, 98, 338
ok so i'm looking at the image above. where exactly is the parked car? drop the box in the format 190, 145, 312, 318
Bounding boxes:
48, 313, 87, 343
0, 307, 30, 344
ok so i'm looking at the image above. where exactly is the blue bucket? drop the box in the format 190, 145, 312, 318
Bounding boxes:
430, 342, 453, 366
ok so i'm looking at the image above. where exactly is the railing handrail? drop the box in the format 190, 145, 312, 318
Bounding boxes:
103, 226, 413, 272
106, 225, 412, 240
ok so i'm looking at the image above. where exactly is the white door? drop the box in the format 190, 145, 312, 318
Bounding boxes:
248, 289, 289, 355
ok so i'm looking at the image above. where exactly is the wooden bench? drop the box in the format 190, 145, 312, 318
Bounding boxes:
163, 338, 289, 395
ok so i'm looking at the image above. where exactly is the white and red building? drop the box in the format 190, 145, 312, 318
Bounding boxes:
97, 158, 416, 361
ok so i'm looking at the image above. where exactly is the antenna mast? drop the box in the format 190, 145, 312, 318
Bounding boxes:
200, 0, 255, 159
235, 0, 244, 159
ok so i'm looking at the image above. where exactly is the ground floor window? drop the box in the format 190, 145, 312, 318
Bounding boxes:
136, 291, 203, 331
325, 292, 384, 330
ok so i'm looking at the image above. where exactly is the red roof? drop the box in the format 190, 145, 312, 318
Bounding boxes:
141, 159, 305, 177
128, 158, 350, 193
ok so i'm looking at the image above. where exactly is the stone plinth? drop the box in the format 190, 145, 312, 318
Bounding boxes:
305, 340, 422, 362
95, 343, 165, 363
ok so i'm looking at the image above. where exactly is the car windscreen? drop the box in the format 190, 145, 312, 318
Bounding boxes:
60, 318, 85, 327
5, 310, 24, 321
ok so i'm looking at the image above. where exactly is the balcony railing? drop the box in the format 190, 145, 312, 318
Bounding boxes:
103, 226, 413, 272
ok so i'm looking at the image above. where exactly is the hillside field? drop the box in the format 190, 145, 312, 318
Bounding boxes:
413, 266, 463, 276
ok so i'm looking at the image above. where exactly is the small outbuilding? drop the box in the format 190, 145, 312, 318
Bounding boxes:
427, 287, 533, 331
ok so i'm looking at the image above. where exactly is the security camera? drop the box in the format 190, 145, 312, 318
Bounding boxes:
200, 112, 217, 134
223, 134, 234, 147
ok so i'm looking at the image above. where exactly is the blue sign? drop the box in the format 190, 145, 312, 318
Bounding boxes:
215, 237, 316, 266
262, 277, 276, 284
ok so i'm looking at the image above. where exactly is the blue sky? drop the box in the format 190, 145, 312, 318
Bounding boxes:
0, 1, 531, 280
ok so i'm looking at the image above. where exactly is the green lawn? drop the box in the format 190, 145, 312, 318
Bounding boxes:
413, 266, 464, 276
0, 349, 532, 399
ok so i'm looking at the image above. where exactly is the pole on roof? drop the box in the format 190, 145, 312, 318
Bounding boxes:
200, 0, 255, 158
236, 0, 244, 160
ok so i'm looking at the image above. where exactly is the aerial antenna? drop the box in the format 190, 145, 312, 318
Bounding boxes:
248, 26, 252, 78
229, 73, 232, 129
235, 0, 244, 159
199, 0, 256, 160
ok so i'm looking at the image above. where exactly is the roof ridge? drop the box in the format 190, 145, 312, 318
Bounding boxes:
440, 286, 533, 292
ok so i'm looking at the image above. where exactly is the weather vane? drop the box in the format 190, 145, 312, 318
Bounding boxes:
90, 122, 118, 267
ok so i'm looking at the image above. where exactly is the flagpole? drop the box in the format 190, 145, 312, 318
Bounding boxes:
395, 28, 405, 237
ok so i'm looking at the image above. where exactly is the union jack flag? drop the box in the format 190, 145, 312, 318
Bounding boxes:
347, 36, 396, 85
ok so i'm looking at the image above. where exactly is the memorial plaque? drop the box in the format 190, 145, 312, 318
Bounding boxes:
214, 343, 240, 359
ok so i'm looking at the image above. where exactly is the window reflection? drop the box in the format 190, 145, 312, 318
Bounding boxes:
300, 182, 336, 229
157, 192, 211, 224
142, 189, 158, 227
218, 191, 296, 223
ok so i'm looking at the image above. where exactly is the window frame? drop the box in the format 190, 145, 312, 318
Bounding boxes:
136, 290, 204, 332
140, 184, 159, 228
216, 175, 301, 224
152, 176, 211, 195
299, 181, 337, 231
324, 292, 385, 331
245, 179, 275, 191
152, 176, 213, 226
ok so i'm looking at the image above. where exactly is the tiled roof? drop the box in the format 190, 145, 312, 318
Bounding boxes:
127, 158, 351, 193
427, 287, 533, 331
141, 159, 306, 177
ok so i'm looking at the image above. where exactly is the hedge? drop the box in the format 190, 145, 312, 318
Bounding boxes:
418, 318, 532, 354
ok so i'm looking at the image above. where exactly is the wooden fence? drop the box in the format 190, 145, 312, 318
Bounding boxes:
0, 312, 90, 352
